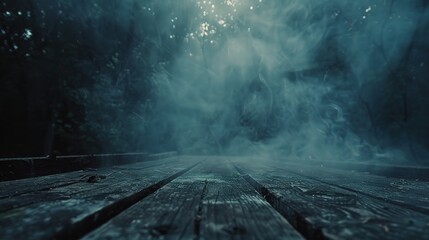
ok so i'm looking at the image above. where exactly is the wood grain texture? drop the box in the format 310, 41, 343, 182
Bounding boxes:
84, 158, 304, 240
0, 152, 178, 181
83, 176, 205, 239
198, 159, 303, 240
274, 159, 429, 181
0, 157, 187, 213
0, 157, 199, 239
2, 155, 428, 239
233, 160, 429, 240
0, 156, 181, 200
274, 161, 429, 216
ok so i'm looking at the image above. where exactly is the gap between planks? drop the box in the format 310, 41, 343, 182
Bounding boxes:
53, 162, 200, 239
0, 157, 188, 212
279, 165, 429, 216
243, 159, 429, 217
234, 164, 323, 240
233, 162, 429, 240
0, 159, 200, 239
82, 158, 304, 240
0, 156, 181, 200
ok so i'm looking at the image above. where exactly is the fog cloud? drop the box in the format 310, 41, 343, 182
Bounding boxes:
141, 0, 429, 163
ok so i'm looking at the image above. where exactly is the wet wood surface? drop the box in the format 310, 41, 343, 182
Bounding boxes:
0, 156, 428, 239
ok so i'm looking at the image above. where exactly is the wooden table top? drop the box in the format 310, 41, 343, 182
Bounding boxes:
0, 156, 428, 239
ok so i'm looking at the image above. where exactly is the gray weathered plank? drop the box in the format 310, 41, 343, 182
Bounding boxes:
0, 156, 187, 212
0, 157, 199, 239
272, 161, 429, 215
0, 156, 181, 200
275, 159, 429, 181
0, 152, 178, 181
199, 159, 303, 240
83, 175, 204, 239
83, 158, 304, 240
233, 159, 429, 240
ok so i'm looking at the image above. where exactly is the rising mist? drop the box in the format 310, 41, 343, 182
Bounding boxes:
143, 0, 429, 164
1, 0, 428, 163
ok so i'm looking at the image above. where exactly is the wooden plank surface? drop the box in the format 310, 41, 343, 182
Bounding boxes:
0, 152, 177, 181
0, 156, 180, 200
233, 158, 429, 240
198, 159, 302, 240
277, 159, 429, 181
0, 156, 184, 212
1, 155, 428, 239
273, 161, 429, 215
83, 158, 304, 240
0, 156, 199, 239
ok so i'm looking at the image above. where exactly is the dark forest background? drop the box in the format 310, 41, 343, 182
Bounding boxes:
1, 0, 429, 164
0, 0, 174, 156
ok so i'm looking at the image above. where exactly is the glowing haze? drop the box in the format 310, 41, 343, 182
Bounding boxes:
143, 0, 429, 163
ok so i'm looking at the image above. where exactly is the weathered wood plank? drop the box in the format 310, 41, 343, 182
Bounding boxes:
0, 156, 181, 200
272, 161, 429, 216
199, 159, 303, 240
0, 157, 199, 239
83, 158, 304, 240
83, 175, 205, 239
0, 156, 193, 207
0, 152, 177, 181
282, 159, 429, 181
233, 160, 429, 240
0, 157, 177, 212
